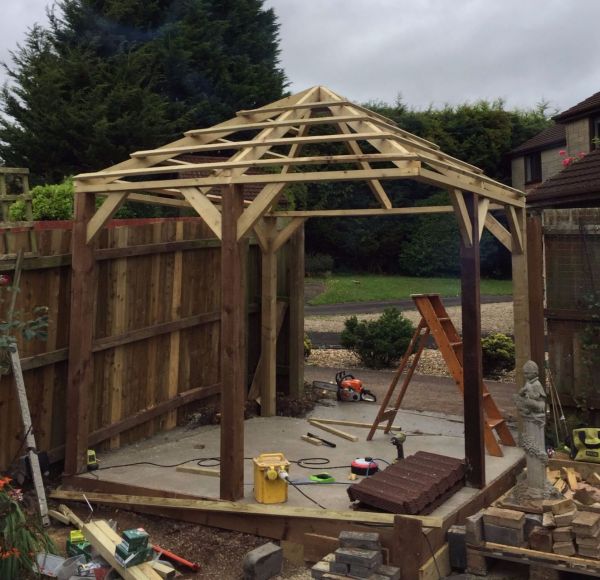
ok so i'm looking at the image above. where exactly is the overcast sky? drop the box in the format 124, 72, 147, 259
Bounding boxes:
2, 0, 599, 114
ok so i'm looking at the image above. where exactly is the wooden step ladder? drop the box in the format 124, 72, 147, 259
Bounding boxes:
367, 294, 515, 457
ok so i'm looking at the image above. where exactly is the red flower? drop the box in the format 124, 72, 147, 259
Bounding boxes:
559, 150, 566, 156
0, 275, 10, 286
562, 158, 571, 167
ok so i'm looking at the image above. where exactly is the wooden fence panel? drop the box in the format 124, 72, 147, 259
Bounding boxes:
0, 217, 290, 470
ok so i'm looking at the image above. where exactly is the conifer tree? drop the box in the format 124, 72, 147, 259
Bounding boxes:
0, 0, 287, 181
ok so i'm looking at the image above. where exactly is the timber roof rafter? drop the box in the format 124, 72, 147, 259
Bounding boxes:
75, 86, 525, 243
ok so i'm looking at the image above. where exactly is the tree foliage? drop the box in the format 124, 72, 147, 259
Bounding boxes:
301, 98, 552, 277
0, 0, 287, 182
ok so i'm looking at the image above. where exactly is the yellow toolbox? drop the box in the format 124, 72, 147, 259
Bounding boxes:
253, 452, 290, 504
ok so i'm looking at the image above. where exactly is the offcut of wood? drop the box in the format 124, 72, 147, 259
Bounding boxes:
307, 419, 358, 442
301, 434, 322, 446
176, 465, 220, 477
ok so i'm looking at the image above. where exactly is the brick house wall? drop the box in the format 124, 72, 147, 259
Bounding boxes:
565, 118, 592, 156
511, 145, 564, 192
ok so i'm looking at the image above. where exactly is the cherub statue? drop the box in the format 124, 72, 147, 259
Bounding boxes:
514, 360, 546, 420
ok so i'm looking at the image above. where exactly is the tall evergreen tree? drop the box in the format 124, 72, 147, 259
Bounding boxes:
0, 0, 287, 181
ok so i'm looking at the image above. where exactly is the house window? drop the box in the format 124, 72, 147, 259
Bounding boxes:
591, 116, 600, 149
524, 152, 542, 183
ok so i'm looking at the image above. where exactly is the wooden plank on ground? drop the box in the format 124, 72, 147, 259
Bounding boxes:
176, 465, 220, 478
308, 419, 358, 442
312, 418, 404, 431
50, 490, 443, 528
83, 520, 161, 580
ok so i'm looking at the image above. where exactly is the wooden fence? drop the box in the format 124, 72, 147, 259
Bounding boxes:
544, 208, 600, 415
0, 217, 295, 470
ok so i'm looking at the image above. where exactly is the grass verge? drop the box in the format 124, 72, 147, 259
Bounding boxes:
308, 274, 512, 305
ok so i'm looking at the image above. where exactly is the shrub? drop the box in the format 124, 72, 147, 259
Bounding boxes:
305, 253, 334, 277
481, 333, 515, 378
341, 307, 414, 369
9, 178, 74, 221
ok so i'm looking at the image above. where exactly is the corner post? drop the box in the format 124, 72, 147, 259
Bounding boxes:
526, 210, 544, 385
260, 217, 278, 416
287, 223, 305, 398
220, 184, 248, 500
460, 191, 485, 488
510, 207, 531, 388
64, 191, 97, 476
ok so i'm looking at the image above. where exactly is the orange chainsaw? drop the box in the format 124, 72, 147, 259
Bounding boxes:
312, 371, 377, 402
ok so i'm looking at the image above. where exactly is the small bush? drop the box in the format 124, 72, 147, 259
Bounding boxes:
9, 177, 74, 221
305, 253, 334, 277
481, 333, 515, 378
341, 307, 414, 369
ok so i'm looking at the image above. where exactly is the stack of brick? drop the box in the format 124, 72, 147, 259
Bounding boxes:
543, 498, 578, 556
311, 531, 400, 580
573, 511, 600, 559
481, 507, 526, 547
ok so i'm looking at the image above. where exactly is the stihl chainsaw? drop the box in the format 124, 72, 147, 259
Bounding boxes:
312, 371, 377, 402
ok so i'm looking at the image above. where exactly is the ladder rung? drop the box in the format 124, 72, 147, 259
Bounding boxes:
450, 341, 462, 347
382, 410, 397, 419
439, 317, 451, 322
487, 418, 505, 429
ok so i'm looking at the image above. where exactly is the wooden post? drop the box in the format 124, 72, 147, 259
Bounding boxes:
510, 207, 531, 388
391, 515, 423, 578
260, 217, 278, 416
287, 223, 305, 398
65, 192, 97, 476
460, 191, 485, 488
220, 184, 248, 501
527, 211, 544, 386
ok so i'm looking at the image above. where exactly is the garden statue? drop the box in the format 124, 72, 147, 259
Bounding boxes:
500, 360, 562, 509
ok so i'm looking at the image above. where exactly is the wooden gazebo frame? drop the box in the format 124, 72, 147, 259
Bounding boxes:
66, 86, 530, 500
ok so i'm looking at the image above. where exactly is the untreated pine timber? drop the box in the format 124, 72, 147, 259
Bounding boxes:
287, 224, 305, 398
65, 192, 96, 476
460, 191, 485, 489
220, 184, 247, 501
527, 211, 544, 385
49, 490, 443, 528
260, 217, 278, 416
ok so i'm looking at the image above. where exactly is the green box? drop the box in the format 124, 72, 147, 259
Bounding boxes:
121, 528, 149, 551
66, 539, 92, 561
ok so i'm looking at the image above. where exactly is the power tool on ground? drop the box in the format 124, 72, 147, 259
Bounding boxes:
312, 371, 377, 402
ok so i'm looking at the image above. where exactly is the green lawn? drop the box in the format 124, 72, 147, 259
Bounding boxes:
308, 274, 512, 305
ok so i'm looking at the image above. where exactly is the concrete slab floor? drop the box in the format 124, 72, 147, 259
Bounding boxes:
80, 400, 524, 516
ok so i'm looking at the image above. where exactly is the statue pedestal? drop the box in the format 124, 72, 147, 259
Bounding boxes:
523, 417, 547, 489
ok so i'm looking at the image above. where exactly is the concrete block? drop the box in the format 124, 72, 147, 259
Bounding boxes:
573, 511, 600, 537
552, 540, 576, 556
466, 549, 488, 575
543, 497, 575, 515
311, 560, 331, 579
530, 564, 561, 580
329, 561, 349, 575
447, 525, 466, 570
578, 545, 600, 559
339, 531, 381, 551
465, 511, 484, 546
482, 506, 525, 530
375, 564, 401, 580
334, 547, 381, 569
554, 508, 577, 526
529, 526, 553, 552
524, 514, 543, 538
243, 542, 283, 580
553, 526, 573, 542
483, 522, 525, 547
348, 562, 373, 578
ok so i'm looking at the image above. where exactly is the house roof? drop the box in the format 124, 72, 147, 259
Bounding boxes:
553, 91, 600, 122
510, 124, 566, 156
526, 148, 600, 208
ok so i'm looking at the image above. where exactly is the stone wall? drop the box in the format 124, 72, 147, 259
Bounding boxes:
565, 118, 591, 155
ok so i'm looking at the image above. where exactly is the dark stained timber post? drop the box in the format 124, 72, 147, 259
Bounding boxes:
460, 191, 485, 488
65, 191, 97, 476
220, 184, 248, 500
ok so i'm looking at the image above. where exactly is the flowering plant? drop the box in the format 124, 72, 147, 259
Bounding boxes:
0, 476, 55, 579
559, 149, 586, 167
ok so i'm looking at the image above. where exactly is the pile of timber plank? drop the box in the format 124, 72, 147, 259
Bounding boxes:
347, 451, 465, 515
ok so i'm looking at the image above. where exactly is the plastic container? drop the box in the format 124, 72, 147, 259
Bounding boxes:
56, 554, 87, 579
252, 452, 290, 504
